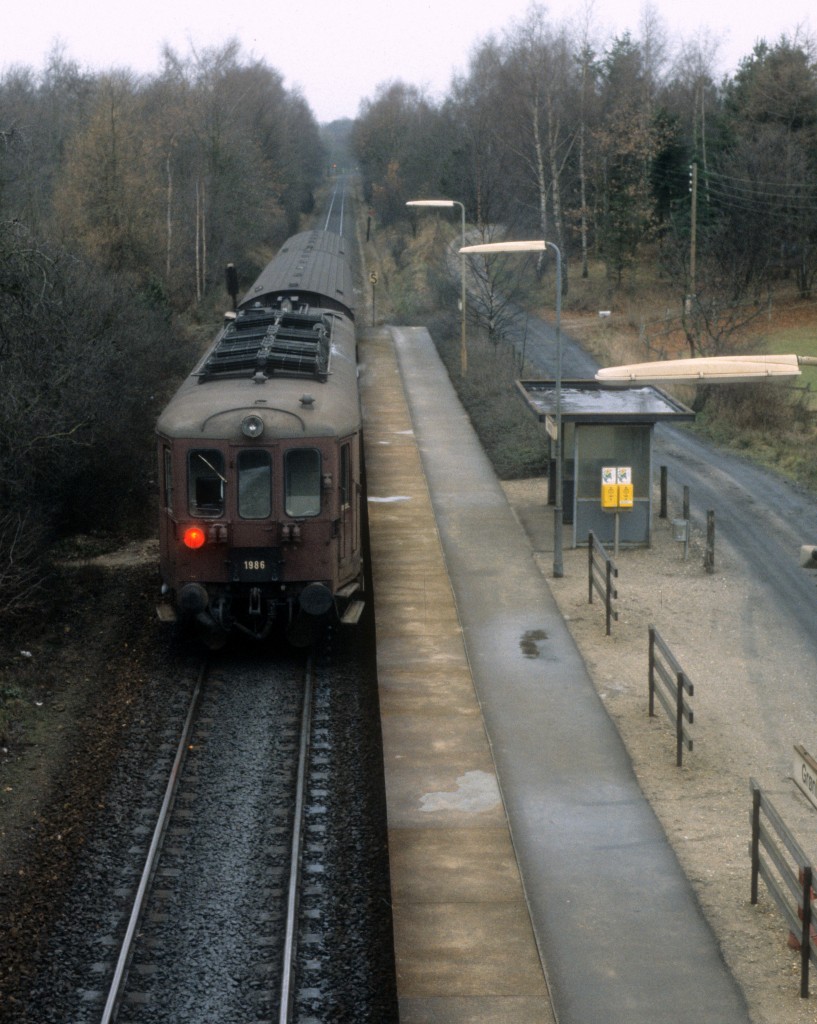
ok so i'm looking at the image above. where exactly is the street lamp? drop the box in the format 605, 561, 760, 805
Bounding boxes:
460, 239, 564, 578
595, 353, 817, 386
596, 351, 817, 574
406, 199, 468, 375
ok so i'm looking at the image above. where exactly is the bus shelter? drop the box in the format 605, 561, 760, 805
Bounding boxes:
515, 379, 695, 547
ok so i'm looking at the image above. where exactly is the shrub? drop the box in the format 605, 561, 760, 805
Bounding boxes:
0, 221, 194, 620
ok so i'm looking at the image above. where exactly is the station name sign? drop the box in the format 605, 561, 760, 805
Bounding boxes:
793, 744, 817, 811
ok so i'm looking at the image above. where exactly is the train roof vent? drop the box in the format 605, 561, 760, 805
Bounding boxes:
197, 307, 331, 382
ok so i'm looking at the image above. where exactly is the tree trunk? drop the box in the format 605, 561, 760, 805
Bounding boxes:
531, 97, 549, 276
165, 151, 173, 283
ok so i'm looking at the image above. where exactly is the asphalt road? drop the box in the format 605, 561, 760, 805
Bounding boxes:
516, 304, 817, 660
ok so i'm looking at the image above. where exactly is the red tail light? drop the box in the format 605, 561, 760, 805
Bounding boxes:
183, 526, 206, 549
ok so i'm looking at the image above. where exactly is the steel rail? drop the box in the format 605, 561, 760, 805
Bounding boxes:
100, 661, 208, 1024
278, 654, 314, 1023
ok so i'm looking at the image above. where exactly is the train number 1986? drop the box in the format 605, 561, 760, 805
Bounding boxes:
233, 548, 278, 581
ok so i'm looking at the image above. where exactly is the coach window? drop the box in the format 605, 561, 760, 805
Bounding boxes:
285, 448, 321, 517
163, 448, 173, 512
188, 449, 226, 517
238, 449, 271, 519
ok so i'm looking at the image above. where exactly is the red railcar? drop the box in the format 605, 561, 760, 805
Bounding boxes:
156, 230, 364, 644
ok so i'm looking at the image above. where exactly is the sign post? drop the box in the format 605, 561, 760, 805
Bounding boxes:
370, 271, 378, 326
601, 466, 633, 555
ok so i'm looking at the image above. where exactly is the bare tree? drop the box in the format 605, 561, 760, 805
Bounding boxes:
574, 6, 602, 279
54, 72, 161, 276
353, 80, 444, 224
498, 7, 578, 284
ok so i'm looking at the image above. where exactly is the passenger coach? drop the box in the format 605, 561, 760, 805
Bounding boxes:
156, 230, 364, 645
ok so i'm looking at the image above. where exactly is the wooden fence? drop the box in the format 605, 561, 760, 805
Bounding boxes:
587, 531, 618, 635
647, 626, 694, 766
750, 779, 816, 997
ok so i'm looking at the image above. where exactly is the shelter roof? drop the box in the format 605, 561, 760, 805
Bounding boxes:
516, 379, 695, 424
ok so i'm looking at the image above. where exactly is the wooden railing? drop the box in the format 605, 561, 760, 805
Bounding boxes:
587, 531, 618, 635
648, 626, 694, 766
750, 779, 816, 997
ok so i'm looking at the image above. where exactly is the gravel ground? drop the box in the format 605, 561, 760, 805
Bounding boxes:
0, 554, 185, 1023
504, 476, 817, 1024
0, 550, 395, 1024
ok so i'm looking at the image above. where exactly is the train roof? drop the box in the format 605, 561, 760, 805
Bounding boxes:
156, 316, 360, 442
156, 230, 360, 444
239, 230, 356, 320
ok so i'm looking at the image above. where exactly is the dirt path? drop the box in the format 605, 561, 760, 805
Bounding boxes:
504, 476, 817, 1024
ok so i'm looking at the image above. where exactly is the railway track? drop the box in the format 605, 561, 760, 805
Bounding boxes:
98, 651, 321, 1023
16, 626, 395, 1024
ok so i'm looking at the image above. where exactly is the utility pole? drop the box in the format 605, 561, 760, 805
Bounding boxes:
687, 161, 698, 313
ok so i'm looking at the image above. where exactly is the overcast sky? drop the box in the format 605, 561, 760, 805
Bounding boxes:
2, 1, 815, 123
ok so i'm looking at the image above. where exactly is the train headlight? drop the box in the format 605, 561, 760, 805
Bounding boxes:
241, 414, 264, 438
183, 526, 207, 549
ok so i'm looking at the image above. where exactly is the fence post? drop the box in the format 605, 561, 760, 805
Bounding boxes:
588, 532, 594, 605
604, 559, 611, 635
659, 466, 667, 519
648, 626, 656, 716
705, 510, 715, 574
675, 671, 685, 767
800, 865, 812, 998
750, 781, 760, 905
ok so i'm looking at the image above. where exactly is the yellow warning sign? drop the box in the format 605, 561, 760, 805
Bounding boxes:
600, 467, 633, 510
601, 483, 619, 508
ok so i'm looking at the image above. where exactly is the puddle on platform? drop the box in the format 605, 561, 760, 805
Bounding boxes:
520, 629, 548, 658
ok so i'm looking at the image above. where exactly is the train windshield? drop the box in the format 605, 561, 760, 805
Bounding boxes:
285, 448, 321, 517
188, 449, 226, 517
238, 449, 271, 518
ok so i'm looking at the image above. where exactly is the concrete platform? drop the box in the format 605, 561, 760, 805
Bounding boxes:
359, 325, 750, 1024
360, 325, 553, 1024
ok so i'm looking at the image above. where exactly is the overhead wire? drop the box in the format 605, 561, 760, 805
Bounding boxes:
651, 163, 817, 219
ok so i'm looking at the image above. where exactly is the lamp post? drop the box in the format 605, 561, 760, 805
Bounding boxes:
460, 239, 564, 578
406, 199, 468, 375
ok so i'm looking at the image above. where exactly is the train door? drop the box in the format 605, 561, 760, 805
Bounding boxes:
337, 435, 358, 578
158, 442, 176, 577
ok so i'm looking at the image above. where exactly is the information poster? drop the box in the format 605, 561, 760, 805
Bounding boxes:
601, 466, 633, 510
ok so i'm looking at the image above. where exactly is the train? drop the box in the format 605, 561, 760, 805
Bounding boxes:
155, 229, 365, 645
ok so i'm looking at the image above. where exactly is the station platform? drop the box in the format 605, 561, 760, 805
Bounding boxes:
359, 325, 750, 1024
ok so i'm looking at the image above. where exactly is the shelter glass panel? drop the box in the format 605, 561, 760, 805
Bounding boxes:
576, 425, 651, 499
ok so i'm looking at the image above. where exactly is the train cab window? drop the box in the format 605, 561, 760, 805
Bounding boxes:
238, 450, 271, 519
163, 448, 173, 512
188, 449, 226, 517
285, 448, 321, 517
340, 443, 351, 508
